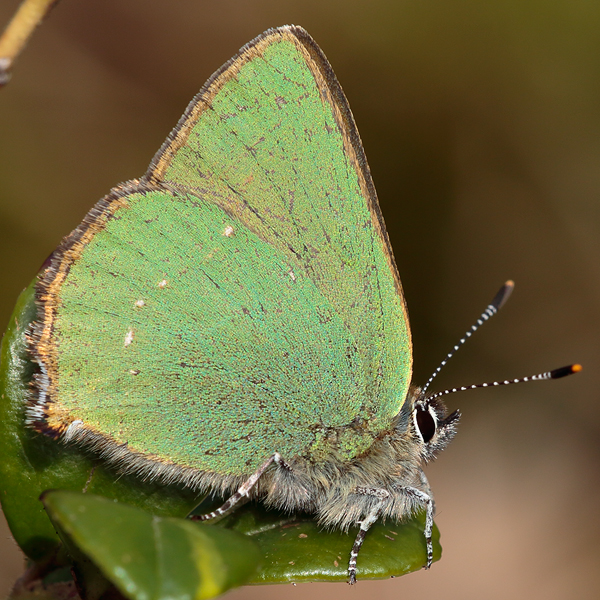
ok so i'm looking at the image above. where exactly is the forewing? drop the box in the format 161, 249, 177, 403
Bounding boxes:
149, 26, 412, 431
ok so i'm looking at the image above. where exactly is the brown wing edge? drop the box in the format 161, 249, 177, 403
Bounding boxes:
144, 25, 411, 351
288, 27, 412, 341
26, 179, 164, 437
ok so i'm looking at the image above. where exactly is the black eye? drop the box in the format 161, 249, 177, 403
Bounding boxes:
416, 406, 436, 443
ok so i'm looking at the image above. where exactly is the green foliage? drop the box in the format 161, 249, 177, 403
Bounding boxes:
0, 280, 441, 599
42, 491, 261, 600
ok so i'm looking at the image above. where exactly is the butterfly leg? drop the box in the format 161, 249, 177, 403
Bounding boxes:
401, 486, 434, 568
191, 452, 290, 521
348, 487, 390, 584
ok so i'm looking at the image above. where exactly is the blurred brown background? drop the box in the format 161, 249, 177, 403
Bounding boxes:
0, 1, 598, 598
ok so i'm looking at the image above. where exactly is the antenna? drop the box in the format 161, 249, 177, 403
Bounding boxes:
421, 280, 515, 394
427, 364, 582, 402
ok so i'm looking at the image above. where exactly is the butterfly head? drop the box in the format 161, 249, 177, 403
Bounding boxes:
411, 392, 460, 463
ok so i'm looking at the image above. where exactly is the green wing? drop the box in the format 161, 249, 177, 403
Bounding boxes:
33, 26, 411, 477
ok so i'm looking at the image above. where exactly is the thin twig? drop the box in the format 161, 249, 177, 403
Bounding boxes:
0, 0, 61, 87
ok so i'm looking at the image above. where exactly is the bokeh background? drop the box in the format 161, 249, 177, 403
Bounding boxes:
0, 1, 598, 598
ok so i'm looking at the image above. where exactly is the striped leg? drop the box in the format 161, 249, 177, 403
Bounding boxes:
402, 486, 434, 568
191, 452, 289, 522
348, 487, 390, 584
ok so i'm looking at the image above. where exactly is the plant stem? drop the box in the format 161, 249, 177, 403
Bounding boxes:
0, 0, 62, 87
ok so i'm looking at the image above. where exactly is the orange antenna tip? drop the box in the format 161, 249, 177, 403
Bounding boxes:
491, 280, 514, 310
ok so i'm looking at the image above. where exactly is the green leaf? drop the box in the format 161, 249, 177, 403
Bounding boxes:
0, 277, 441, 588
208, 499, 440, 583
42, 490, 261, 600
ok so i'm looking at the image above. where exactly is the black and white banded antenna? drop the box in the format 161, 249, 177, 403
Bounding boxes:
421, 280, 515, 395
427, 363, 582, 402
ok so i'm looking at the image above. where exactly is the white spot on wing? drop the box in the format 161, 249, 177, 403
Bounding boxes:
158, 279, 167, 289
135, 299, 145, 307
124, 330, 134, 346
223, 225, 234, 237
288, 269, 296, 282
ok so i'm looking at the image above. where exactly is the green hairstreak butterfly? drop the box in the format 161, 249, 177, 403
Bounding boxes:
26, 25, 580, 583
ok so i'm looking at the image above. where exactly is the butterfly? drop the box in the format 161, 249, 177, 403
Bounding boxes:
26, 25, 579, 583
